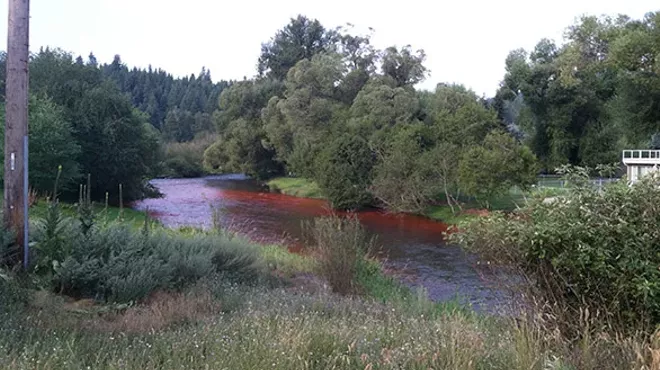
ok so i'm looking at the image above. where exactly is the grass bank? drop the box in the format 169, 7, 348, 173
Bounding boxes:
29, 199, 148, 228
1, 264, 655, 369
0, 204, 656, 369
267, 176, 505, 224
267, 177, 324, 199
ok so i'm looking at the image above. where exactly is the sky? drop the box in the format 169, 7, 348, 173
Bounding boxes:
0, 0, 658, 97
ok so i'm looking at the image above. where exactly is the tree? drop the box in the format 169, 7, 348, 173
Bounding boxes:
163, 108, 195, 142
262, 53, 348, 176
0, 96, 81, 193
425, 84, 499, 147
71, 82, 161, 200
258, 15, 339, 81
27, 50, 162, 200
458, 131, 538, 205
203, 118, 281, 180
369, 125, 436, 213
315, 135, 375, 210
349, 78, 419, 135
380, 46, 428, 87
205, 79, 284, 178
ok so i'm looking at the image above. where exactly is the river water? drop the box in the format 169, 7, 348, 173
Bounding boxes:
133, 175, 507, 311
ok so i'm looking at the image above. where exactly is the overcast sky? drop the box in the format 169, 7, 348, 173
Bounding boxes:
0, 0, 657, 96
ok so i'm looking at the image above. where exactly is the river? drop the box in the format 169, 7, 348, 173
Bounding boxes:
133, 175, 507, 311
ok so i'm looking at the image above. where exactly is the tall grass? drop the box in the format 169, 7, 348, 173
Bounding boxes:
306, 215, 374, 295
0, 278, 658, 369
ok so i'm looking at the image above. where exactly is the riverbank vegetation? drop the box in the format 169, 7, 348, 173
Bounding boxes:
1, 180, 660, 369
451, 166, 660, 346
197, 11, 660, 218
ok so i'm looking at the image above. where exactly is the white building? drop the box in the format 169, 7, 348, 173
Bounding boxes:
622, 150, 660, 183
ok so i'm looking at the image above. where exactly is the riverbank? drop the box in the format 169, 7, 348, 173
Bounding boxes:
267, 177, 489, 225
1, 189, 653, 369
1, 224, 651, 369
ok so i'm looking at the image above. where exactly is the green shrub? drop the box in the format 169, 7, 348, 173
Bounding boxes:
41, 222, 264, 303
161, 135, 216, 178
314, 135, 375, 210
450, 167, 660, 331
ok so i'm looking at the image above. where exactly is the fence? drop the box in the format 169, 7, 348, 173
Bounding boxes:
536, 175, 619, 190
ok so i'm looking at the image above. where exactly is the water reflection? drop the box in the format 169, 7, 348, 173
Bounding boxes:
133, 175, 509, 311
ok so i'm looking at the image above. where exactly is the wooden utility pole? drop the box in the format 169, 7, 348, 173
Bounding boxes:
4, 0, 30, 268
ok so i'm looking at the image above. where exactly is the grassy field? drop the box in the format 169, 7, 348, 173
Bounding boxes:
1, 249, 652, 370
0, 190, 148, 229
267, 177, 324, 199
30, 199, 148, 227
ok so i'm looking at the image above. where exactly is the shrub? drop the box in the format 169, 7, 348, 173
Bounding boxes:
314, 135, 375, 210
307, 215, 374, 295
161, 135, 216, 178
38, 222, 264, 303
31, 198, 76, 274
450, 167, 660, 332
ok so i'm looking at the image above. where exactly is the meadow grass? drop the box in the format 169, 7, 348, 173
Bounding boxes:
267, 177, 324, 199
424, 204, 478, 224
1, 275, 657, 370
260, 244, 315, 276
23, 197, 148, 229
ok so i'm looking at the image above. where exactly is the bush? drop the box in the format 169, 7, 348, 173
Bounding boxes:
307, 215, 374, 295
161, 135, 216, 178
34, 221, 264, 303
450, 167, 660, 331
314, 135, 375, 210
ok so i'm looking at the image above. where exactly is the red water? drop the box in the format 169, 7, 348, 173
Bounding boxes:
133, 175, 505, 309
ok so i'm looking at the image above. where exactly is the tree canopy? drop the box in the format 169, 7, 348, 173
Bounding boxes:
204, 15, 538, 211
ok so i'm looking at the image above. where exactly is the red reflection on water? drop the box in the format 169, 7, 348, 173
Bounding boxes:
134, 178, 450, 254
133, 177, 508, 309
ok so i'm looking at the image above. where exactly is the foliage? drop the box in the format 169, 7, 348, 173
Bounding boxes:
19, 49, 162, 201
495, 12, 660, 170
380, 46, 428, 87
451, 167, 660, 331
32, 199, 75, 275
70, 82, 162, 201
369, 125, 438, 213
101, 54, 230, 130
0, 95, 81, 193
315, 135, 375, 210
0, 223, 15, 266
258, 15, 339, 81
29, 206, 267, 303
161, 134, 216, 178
458, 131, 538, 204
